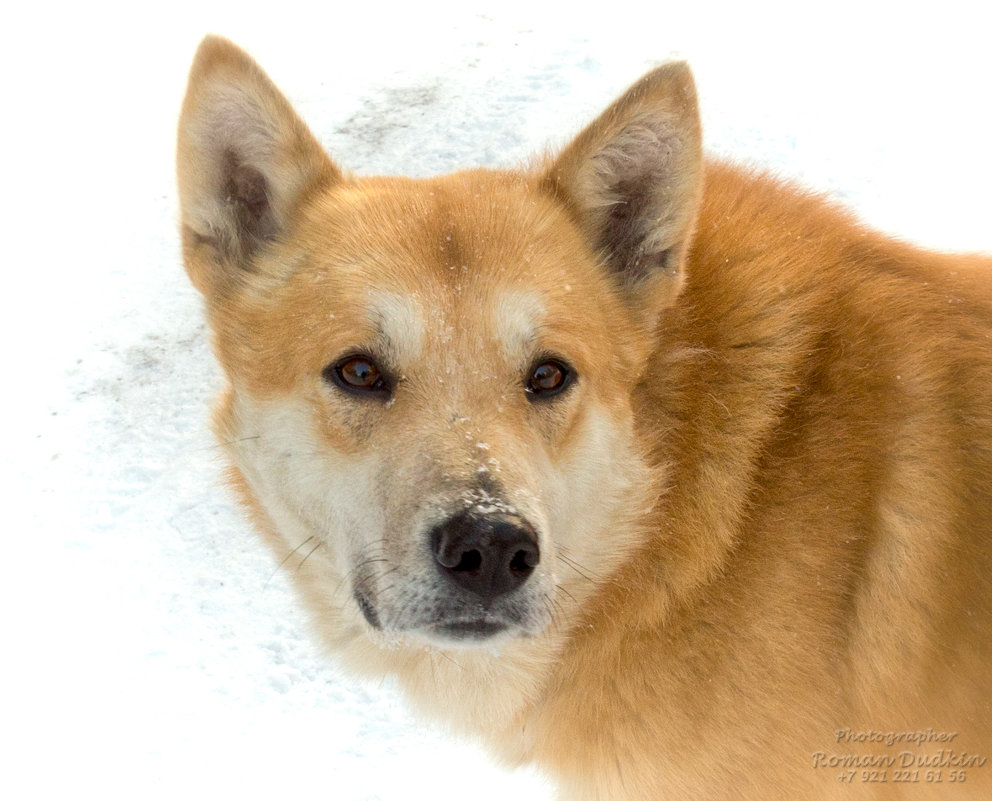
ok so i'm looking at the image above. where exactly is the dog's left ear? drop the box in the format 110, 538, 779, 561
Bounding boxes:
543, 63, 702, 316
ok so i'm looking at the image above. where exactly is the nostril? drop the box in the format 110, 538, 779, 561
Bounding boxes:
509, 546, 539, 575
451, 549, 483, 573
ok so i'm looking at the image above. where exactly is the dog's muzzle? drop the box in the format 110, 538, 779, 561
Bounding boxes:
353, 510, 545, 643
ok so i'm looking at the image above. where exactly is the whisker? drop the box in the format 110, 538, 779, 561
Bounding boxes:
540, 597, 558, 635
432, 648, 463, 671
556, 551, 600, 584
556, 584, 578, 605
295, 538, 324, 572
265, 536, 315, 586
333, 554, 393, 600
427, 649, 439, 694
549, 595, 568, 635
196, 435, 263, 453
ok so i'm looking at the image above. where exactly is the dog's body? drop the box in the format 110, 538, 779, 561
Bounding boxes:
178, 37, 992, 799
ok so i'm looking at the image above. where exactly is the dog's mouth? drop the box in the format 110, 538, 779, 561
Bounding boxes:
354, 589, 381, 630
353, 583, 546, 646
432, 617, 510, 640
354, 587, 518, 643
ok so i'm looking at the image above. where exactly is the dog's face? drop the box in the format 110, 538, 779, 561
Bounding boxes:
216, 176, 651, 646
178, 37, 702, 651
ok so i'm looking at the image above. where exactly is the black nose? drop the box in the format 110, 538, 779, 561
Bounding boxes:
430, 511, 540, 604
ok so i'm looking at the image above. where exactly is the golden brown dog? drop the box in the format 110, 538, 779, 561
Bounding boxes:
177, 35, 992, 799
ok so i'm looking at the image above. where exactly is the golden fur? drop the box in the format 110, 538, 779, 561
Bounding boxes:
178, 36, 992, 799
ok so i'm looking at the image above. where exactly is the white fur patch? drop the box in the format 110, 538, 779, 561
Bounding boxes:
368, 290, 425, 363
493, 290, 545, 362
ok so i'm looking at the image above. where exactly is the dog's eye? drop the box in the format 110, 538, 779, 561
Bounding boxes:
525, 359, 573, 399
325, 354, 390, 396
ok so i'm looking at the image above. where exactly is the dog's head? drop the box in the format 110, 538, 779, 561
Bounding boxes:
177, 37, 702, 651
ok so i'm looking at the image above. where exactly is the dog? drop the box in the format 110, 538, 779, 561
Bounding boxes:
177, 36, 992, 799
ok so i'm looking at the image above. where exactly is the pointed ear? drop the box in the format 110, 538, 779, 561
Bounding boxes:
542, 62, 702, 313
177, 36, 341, 296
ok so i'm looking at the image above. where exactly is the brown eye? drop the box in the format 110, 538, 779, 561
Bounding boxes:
325, 354, 390, 396
526, 359, 573, 399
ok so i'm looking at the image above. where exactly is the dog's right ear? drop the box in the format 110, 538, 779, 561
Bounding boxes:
177, 36, 341, 296
541, 63, 702, 322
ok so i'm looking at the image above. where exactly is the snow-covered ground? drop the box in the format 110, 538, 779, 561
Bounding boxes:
4, 3, 989, 799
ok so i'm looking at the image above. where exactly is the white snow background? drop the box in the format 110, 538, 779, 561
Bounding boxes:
3, 2, 990, 799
